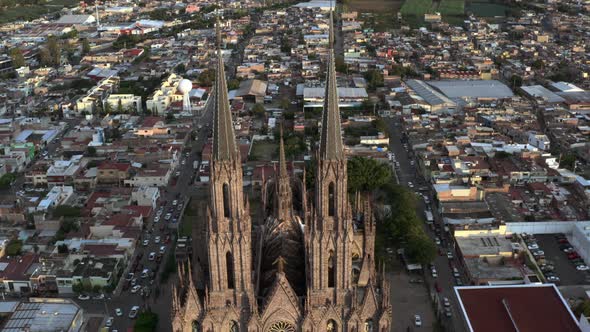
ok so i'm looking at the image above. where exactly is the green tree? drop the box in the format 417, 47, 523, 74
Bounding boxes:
197, 69, 216, 87
279, 98, 290, 110
53, 205, 82, 218
86, 146, 97, 157
252, 103, 266, 118
227, 79, 241, 90
117, 99, 123, 113
135, 311, 159, 332
347, 157, 392, 193
560, 154, 576, 170
47, 36, 61, 66
335, 55, 347, 73
0, 173, 16, 189
81, 39, 91, 55
165, 112, 174, 123
5, 240, 22, 256
364, 69, 384, 92
510, 74, 523, 88
9, 48, 25, 68
57, 243, 69, 254
405, 230, 437, 265
174, 63, 186, 74
72, 282, 83, 294
38, 47, 52, 67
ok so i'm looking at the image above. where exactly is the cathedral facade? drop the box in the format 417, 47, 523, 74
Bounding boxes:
171, 12, 392, 332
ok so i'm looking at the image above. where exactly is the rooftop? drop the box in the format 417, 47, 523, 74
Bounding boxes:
0, 298, 82, 332
428, 80, 514, 99
455, 284, 580, 332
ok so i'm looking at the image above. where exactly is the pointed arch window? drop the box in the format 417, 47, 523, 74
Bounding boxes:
328, 250, 335, 288
229, 320, 239, 332
223, 183, 230, 218
327, 319, 337, 332
226, 251, 235, 289
328, 182, 335, 217
364, 319, 374, 332
191, 321, 200, 332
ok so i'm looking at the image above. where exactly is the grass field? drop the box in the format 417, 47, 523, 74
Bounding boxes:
0, 0, 78, 23
400, 0, 434, 17
249, 140, 277, 161
344, 0, 403, 12
466, 1, 510, 17
437, 0, 465, 15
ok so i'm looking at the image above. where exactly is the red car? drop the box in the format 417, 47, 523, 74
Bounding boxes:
568, 253, 580, 259
559, 238, 569, 244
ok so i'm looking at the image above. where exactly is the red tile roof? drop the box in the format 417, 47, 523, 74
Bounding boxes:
456, 285, 580, 332
98, 161, 131, 172
141, 116, 164, 127
0, 254, 38, 281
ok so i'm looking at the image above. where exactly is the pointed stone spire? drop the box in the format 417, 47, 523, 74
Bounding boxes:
211, 17, 238, 161
278, 124, 288, 179
319, 8, 344, 161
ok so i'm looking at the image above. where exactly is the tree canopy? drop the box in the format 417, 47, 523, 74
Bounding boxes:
347, 157, 392, 193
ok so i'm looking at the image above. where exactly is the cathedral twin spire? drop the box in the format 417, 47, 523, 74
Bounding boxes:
212, 18, 238, 162
319, 10, 344, 161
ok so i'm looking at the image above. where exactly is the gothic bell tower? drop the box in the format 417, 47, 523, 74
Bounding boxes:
306, 11, 354, 307
205, 20, 254, 317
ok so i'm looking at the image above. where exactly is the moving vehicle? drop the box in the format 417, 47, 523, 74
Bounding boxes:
131, 285, 141, 293
106, 317, 114, 327
149, 252, 156, 261
128, 306, 140, 319
414, 315, 422, 327
115, 308, 123, 317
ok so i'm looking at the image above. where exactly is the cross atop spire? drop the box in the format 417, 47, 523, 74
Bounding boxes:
319, 8, 344, 161
211, 17, 238, 161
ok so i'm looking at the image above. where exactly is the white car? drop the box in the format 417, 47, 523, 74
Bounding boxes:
414, 314, 422, 327
154, 216, 160, 223
143, 239, 149, 246
128, 306, 140, 319
528, 244, 539, 250
434, 237, 441, 245
172, 200, 178, 206
154, 236, 161, 244
165, 213, 172, 221
443, 297, 450, 307
149, 252, 156, 261
577, 265, 590, 271
160, 245, 166, 254
431, 268, 438, 278
115, 308, 123, 317
77, 294, 90, 300
131, 285, 141, 293
447, 251, 453, 259
106, 317, 114, 327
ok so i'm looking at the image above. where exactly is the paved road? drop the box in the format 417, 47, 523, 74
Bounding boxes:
385, 116, 466, 332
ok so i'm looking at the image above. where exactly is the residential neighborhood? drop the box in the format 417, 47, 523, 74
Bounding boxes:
0, 0, 589, 331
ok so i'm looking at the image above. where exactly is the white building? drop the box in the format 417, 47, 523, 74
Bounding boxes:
528, 131, 551, 150
146, 74, 185, 114
37, 186, 74, 211
106, 94, 142, 113
131, 186, 160, 208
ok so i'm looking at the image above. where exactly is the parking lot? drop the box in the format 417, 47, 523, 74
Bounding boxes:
535, 234, 590, 285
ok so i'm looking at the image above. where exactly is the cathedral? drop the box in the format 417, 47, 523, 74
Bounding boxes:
171, 11, 392, 332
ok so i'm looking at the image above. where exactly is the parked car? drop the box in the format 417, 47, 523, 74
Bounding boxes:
77, 294, 90, 300
414, 315, 422, 327
131, 285, 141, 293
115, 308, 123, 317
160, 245, 166, 254
142, 239, 149, 246
444, 307, 452, 317
125, 273, 134, 281
128, 306, 140, 319
443, 297, 450, 307
431, 268, 438, 278
577, 265, 590, 271
568, 253, 580, 260
446, 251, 453, 259
149, 252, 156, 261
434, 237, 441, 245
154, 236, 161, 244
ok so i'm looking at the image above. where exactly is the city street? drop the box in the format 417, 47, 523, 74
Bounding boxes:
385, 116, 466, 332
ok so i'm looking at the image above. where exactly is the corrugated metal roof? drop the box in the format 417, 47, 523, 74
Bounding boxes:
428, 80, 513, 99
405, 79, 456, 106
